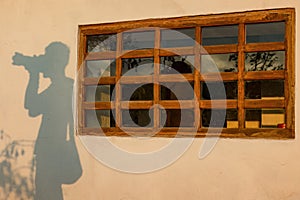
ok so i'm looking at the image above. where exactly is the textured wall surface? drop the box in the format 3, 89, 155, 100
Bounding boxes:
0, 0, 300, 199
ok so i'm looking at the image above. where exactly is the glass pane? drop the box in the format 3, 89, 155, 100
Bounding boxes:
246, 22, 285, 43
85, 110, 115, 128
245, 51, 285, 71
245, 109, 285, 128
201, 53, 238, 73
85, 85, 115, 102
202, 25, 238, 46
245, 80, 284, 99
160, 56, 194, 74
201, 109, 238, 128
122, 84, 153, 101
122, 57, 154, 76
160, 82, 194, 100
86, 60, 116, 77
160, 109, 194, 127
123, 31, 155, 50
161, 28, 195, 48
122, 109, 153, 127
87, 34, 117, 52
201, 81, 237, 100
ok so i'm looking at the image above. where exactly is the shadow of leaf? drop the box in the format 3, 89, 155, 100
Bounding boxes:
0, 130, 35, 199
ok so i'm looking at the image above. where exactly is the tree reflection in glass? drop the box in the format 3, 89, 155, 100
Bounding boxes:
245, 51, 285, 71
87, 34, 117, 52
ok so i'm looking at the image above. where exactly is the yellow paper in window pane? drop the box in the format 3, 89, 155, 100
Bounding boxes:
100, 92, 110, 102
261, 97, 284, 100
99, 85, 111, 102
227, 121, 238, 128
101, 68, 110, 76
245, 121, 260, 128
100, 115, 110, 127
262, 110, 284, 126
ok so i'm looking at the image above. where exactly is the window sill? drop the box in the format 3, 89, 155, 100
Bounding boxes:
78, 128, 294, 139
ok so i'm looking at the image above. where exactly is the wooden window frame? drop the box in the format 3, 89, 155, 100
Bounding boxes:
77, 8, 295, 139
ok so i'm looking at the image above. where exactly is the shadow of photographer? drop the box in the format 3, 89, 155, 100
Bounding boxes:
12, 42, 82, 200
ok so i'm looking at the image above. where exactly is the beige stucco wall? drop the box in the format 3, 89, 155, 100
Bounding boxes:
1, 0, 300, 199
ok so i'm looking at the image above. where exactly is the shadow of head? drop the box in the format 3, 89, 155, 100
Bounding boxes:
40, 42, 70, 78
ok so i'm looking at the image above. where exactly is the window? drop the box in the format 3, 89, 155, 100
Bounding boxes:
77, 8, 295, 138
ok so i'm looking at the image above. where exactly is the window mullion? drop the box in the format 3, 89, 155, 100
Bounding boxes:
238, 23, 246, 128
195, 26, 201, 129
154, 28, 161, 130
115, 33, 123, 129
